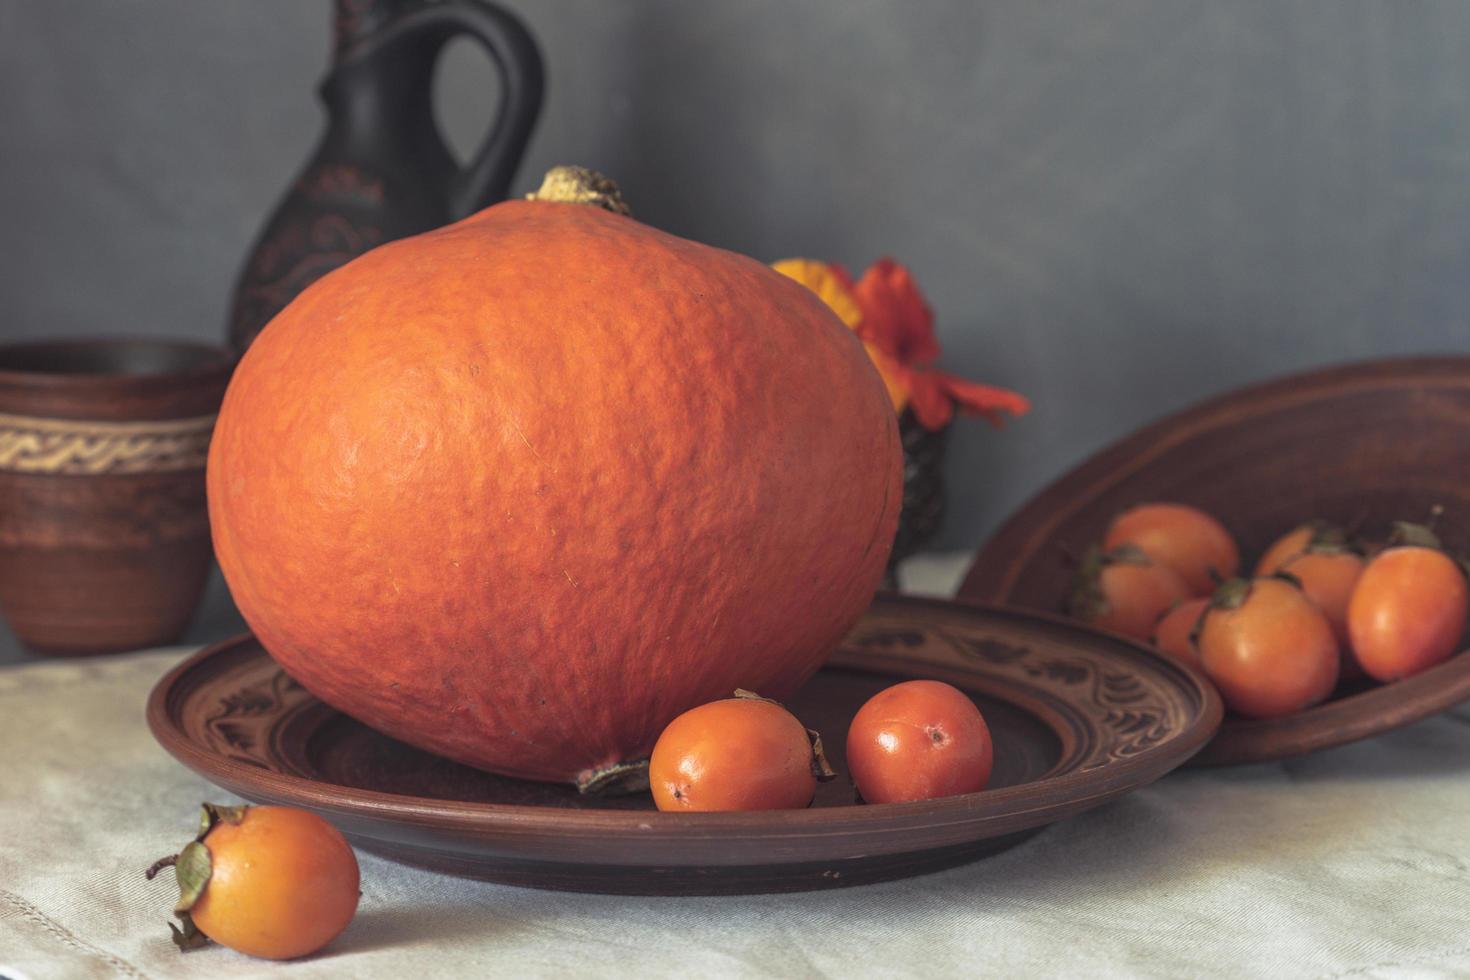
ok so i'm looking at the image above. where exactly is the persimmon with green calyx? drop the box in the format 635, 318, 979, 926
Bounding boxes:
1255, 520, 1349, 576
1196, 576, 1339, 718
846, 679, 993, 804
207, 166, 901, 790
1347, 519, 1469, 682
1104, 503, 1239, 596
1068, 545, 1191, 642
649, 691, 836, 812
1150, 597, 1210, 666
1278, 543, 1365, 676
146, 803, 360, 960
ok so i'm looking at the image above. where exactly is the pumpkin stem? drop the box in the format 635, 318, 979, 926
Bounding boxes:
527, 166, 632, 216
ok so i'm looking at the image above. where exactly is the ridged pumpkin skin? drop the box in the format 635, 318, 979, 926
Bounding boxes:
208, 199, 902, 784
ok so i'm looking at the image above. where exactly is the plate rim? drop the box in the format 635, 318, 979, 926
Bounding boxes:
1194, 650, 1470, 765
146, 594, 1222, 856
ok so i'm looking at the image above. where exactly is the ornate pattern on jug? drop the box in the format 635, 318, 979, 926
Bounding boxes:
228, 207, 385, 351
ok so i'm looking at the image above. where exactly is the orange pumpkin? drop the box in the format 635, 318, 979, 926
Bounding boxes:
208, 168, 902, 788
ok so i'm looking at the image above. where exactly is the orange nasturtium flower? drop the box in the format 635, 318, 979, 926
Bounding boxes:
771, 259, 910, 411
773, 257, 1030, 431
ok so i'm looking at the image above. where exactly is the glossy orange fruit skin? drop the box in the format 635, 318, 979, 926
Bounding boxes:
190, 806, 359, 960
1254, 525, 1315, 576
1105, 503, 1240, 596
1198, 578, 1339, 718
1347, 547, 1468, 682
649, 698, 817, 812
846, 680, 993, 804
1089, 561, 1191, 641
208, 200, 901, 784
1279, 551, 1364, 653
1150, 597, 1209, 666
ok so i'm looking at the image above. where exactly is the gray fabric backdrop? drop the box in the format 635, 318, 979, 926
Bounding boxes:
3, 1, 1469, 660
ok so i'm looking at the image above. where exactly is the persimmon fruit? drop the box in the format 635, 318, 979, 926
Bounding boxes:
1196, 577, 1339, 718
1347, 527, 1468, 682
649, 694, 832, 812
148, 804, 359, 960
1255, 525, 1316, 576
1278, 548, 1364, 658
1150, 597, 1209, 666
1254, 521, 1350, 576
1104, 503, 1239, 596
846, 680, 993, 804
1069, 545, 1192, 642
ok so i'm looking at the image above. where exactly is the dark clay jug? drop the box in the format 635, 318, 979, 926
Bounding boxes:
227, 0, 543, 351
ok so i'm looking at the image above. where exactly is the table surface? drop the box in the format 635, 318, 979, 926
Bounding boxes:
4, 552, 1470, 980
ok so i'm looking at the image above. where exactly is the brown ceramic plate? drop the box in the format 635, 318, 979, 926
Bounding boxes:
957, 356, 1470, 766
147, 594, 1220, 895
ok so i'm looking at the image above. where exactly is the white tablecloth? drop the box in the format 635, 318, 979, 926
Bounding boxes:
3, 553, 1470, 979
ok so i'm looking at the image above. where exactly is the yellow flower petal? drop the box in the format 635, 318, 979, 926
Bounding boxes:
862, 342, 911, 414
773, 258, 909, 413
772, 258, 863, 330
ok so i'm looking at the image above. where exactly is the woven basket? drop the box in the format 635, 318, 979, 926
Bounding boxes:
888, 410, 950, 570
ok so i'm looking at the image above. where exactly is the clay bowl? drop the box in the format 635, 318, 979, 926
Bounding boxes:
958, 356, 1470, 765
147, 594, 1220, 895
0, 338, 234, 654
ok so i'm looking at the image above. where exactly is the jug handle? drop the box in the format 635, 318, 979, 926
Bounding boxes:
387, 1, 545, 218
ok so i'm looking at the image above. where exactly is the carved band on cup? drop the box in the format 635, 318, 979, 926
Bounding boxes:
0, 412, 217, 475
